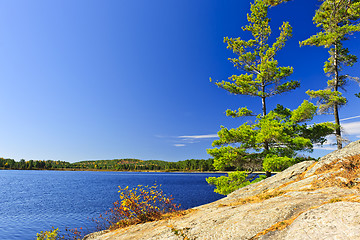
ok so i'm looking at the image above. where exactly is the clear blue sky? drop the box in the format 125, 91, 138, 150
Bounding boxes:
0, 0, 359, 163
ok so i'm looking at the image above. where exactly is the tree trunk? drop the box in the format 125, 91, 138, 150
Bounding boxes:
261, 96, 267, 118
261, 89, 269, 151
333, 43, 342, 149
334, 105, 342, 149
262, 87, 270, 178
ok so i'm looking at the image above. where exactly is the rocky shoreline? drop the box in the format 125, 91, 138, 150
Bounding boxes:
84, 140, 360, 240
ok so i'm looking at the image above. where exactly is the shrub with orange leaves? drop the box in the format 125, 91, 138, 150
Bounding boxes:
94, 183, 180, 230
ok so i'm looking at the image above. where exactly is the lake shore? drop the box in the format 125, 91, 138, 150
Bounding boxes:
84, 140, 360, 240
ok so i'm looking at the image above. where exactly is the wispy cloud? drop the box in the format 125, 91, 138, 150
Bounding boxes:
173, 144, 186, 147
313, 144, 337, 151
340, 115, 360, 122
174, 134, 218, 146
313, 135, 337, 151
164, 117, 360, 149
154, 133, 220, 147
155, 133, 218, 147
154, 134, 167, 138
313, 120, 360, 151
342, 121, 360, 137
177, 134, 218, 139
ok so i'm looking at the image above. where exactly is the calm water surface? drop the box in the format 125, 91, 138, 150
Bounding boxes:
0, 170, 225, 240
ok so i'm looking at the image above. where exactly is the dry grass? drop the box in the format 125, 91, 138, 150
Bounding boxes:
227, 189, 287, 207
249, 193, 360, 239
113, 209, 196, 229
295, 161, 318, 181
168, 225, 195, 240
323, 194, 360, 204
219, 162, 320, 208
223, 156, 360, 239
249, 213, 301, 240
312, 155, 360, 190
160, 209, 197, 220
261, 161, 318, 193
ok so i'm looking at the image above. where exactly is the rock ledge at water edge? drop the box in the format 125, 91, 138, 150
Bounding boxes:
85, 140, 360, 240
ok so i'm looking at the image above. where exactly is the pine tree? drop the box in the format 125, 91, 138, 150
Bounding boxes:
300, 0, 360, 149
207, 0, 334, 191
211, 0, 299, 153
209, 0, 299, 163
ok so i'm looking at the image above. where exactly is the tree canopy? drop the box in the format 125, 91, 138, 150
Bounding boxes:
208, 102, 333, 171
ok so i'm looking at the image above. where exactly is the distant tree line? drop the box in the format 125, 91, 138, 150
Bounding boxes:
0, 157, 216, 172
0, 158, 72, 170
73, 158, 216, 171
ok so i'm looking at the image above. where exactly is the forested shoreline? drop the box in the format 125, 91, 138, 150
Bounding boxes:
0, 157, 217, 172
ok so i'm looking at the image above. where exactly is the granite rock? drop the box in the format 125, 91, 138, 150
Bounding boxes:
84, 140, 360, 240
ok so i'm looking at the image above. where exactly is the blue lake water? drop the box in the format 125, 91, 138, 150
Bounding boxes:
0, 170, 225, 240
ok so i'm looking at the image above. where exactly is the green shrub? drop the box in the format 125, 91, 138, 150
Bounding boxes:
262, 155, 296, 172
206, 171, 267, 195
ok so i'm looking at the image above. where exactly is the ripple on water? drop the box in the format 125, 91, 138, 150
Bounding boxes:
0, 170, 225, 240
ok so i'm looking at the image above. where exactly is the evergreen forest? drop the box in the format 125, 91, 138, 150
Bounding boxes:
0, 157, 216, 172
